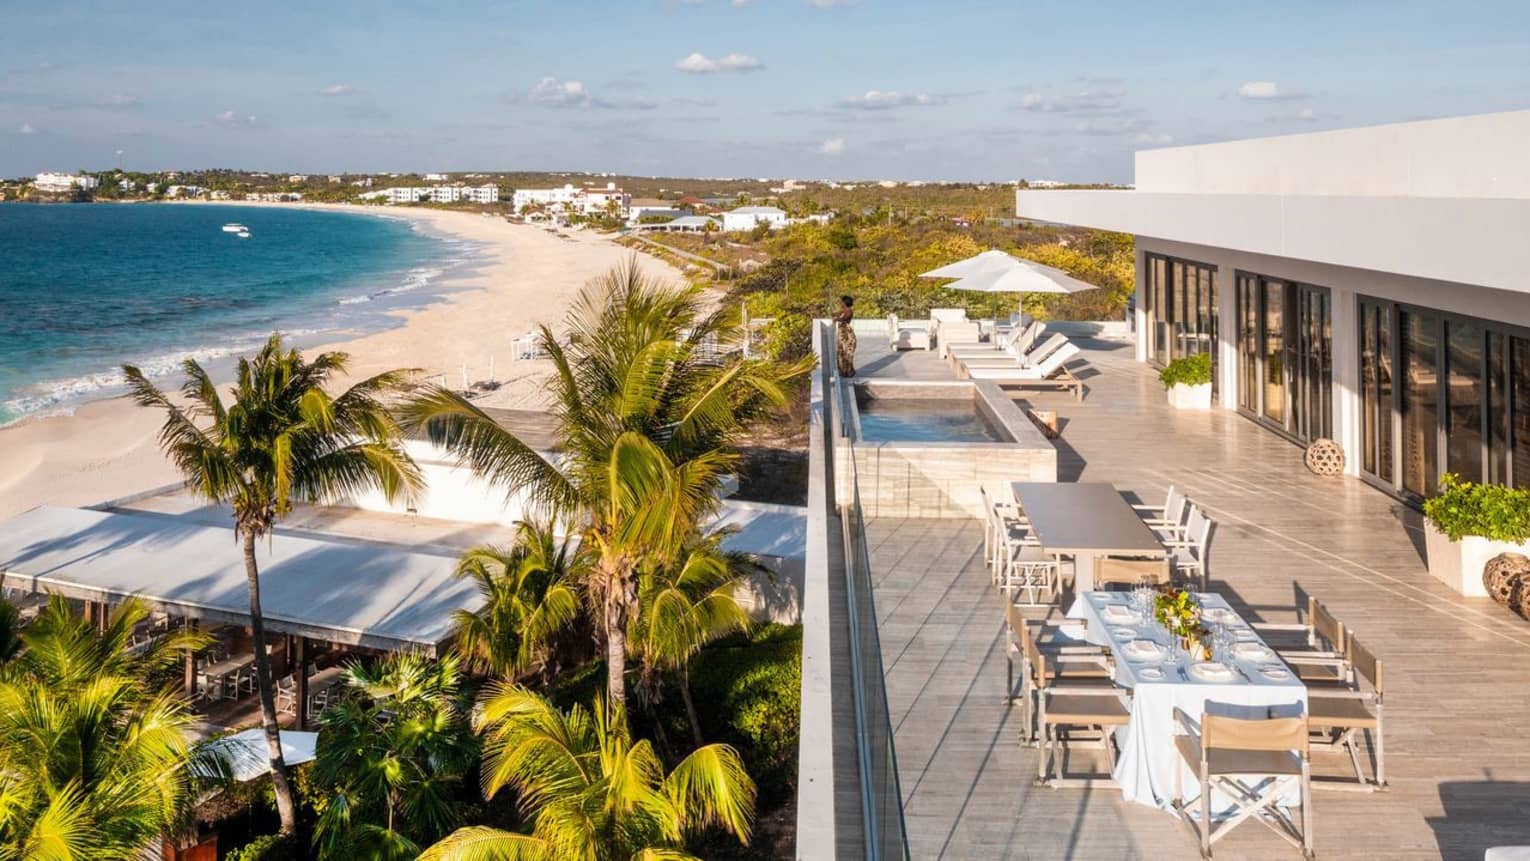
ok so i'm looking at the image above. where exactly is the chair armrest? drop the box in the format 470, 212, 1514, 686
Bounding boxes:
1172, 707, 1201, 739
1251, 623, 1308, 632
1279, 653, 1346, 666
1307, 688, 1374, 701
1131, 504, 1167, 514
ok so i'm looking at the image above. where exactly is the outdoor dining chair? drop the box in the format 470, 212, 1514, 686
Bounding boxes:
1173, 707, 1314, 858
980, 486, 1038, 582
1094, 557, 1171, 591
1261, 598, 1350, 688
1163, 505, 1213, 590
1134, 485, 1189, 539
1021, 611, 1130, 787
1307, 633, 1386, 791
277, 675, 298, 714
1004, 603, 1111, 746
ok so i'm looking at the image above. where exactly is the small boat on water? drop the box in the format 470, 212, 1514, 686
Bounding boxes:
221, 223, 247, 233
236, 230, 251, 239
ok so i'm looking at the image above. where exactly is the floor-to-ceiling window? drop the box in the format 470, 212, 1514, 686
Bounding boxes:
1143, 254, 1217, 385
1358, 298, 1530, 499
1235, 273, 1332, 443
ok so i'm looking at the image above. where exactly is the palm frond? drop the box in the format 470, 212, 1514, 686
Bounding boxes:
662, 743, 755, 844
418, 826, 547, 861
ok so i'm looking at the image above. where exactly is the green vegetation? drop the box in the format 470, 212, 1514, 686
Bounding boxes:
225, 833, 301, 861
451, 522, 584, 681
724, 218, 1133, 362
688, 625, 802, 809
311, 654, 479, 859
1424, 473, 1530, 542
1157, 353, 1213, 388
0, 597, 216, 860
419, 686, 756, 861
124, 334, 423, 836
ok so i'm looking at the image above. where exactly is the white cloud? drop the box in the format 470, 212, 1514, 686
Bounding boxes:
837, 90, 943, 110
17, 123, 36, 135
1074, 117, 1152, 136
215, 110, 235, 121
320, 83, 353, 96
1296, 107, 1317, 121
808, 0, 857, 6
1237, 80, 1304, 101
674, 52, 764, 74
529, 77, 592, 108
1018, 85, 1126, 114
820, 137, 846, 155
96, 94, 141, 109
1133, 132, 1174, 146
214, 110, 258, 126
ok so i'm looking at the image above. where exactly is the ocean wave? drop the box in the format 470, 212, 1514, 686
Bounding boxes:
335, 266, 445, 306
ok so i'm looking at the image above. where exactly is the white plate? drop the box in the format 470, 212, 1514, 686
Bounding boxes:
1260, 665, 1292, 681
1122, 639, 1164, 661
1189, 661, 1237, 682
1101, 605, 1141, 624
1202, 607, 1239, 624
1231, 642, 1276, 661
1137, 666, 1165, 681
1110, 626, 1137, 639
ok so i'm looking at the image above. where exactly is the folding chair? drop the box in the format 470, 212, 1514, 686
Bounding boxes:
1261, 598, 1350, 687
1003, 603, 1110, 745
1173, 707, 1314, 858
1028, 629, 1129, 786
1308, 633, 1386, 791
1094, 557, 1171, 591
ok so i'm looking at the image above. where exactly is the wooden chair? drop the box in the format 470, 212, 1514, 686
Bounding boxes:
1095, 557, 1170, 591
1022, 630, 1132, 783
1173, 707, 1314, 858
1003, 603, 1110, 746
1308, 633, 1386, 791
1260, 597, 1349, 687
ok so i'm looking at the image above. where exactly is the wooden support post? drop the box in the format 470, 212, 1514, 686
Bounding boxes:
295, 638, 309, 731
184, 619, 199, 698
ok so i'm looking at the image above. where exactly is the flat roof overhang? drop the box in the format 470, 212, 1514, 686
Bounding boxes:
0, 506, 479, 655
1016, 189, 1530, 295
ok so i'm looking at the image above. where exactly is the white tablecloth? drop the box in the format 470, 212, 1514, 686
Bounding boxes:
1068, 591, 1308, 810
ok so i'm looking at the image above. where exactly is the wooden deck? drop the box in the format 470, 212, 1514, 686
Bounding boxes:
858, 337, 1530, 860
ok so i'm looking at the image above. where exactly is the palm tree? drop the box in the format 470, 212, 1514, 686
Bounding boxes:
418, 685, 754, 861
124, 333, 423, 835
404, 259, 808, 705
312, 653, 478, 860
0, 597, 21, 666
452, 521, 584, 680
631, 531, 754, 746
0, 597, 215, 860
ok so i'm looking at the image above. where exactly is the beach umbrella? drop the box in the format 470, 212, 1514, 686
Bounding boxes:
921, 250, 1097, 316
199, 729, 319, 782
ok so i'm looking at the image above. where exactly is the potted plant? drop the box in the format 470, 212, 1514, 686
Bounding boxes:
1159, 353, 1213, 410
1422, 473, 1530, 596
1154, 589, 1210, 660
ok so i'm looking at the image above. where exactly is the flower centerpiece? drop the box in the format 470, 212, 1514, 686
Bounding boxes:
1154, 588, 1210, 660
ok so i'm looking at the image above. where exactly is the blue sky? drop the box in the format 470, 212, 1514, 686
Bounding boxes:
3, 0, 1529, 182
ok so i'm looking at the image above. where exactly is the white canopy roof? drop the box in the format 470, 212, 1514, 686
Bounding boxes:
201, 729, 319, 782
0, 506, 476, 653
920, 250, 1099, 295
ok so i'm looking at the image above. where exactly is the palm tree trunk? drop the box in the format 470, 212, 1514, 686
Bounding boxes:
604, 557, 635, 705
680, 666, 704, 747
244, 531, 297, 835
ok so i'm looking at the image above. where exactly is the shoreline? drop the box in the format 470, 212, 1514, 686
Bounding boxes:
0, 202, 687, 520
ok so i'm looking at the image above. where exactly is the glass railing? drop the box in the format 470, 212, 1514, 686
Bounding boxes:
827, 322, 910, 860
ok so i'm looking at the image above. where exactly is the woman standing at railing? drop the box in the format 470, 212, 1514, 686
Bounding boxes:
834, 294, 857, 377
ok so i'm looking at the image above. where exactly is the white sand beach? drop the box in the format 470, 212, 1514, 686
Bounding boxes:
0, 204, 688, 520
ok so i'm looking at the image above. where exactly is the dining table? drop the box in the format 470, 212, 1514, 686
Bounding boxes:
1068, 590, 1308, 812
1011, 482, 1168, 592
197, 655, 254, 700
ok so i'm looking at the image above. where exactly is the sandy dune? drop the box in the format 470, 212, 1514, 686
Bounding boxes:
0, 204, 686, 521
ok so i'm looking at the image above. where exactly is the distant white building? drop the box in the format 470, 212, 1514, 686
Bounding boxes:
580, 183, 630, 218
720, 206, 787, 232
288, 175, 309, 184
512, 184, 582, 214
628, 199, 688, 226
117, 178, 137, 193
513, 182, 627, 217
424, 173, 449, 181
460, 184, 499, 204
209, 190, 231, 201
1026, 179, 1069, 189
33, 172, 99, 193
651, 215, 719, 233
328, 175, 343, 184
245, 191, 303, 202
376, 184, 497, 205
165, 185, 207, 198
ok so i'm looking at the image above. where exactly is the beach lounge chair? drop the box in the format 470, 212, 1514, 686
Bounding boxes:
962, 342, 1086, 400
957, 332, 1068, 370
947, 318, 1043, 360
928, 309, 983, 357
887, 313, 932, 350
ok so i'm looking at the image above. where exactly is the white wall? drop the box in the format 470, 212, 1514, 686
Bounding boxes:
1135, 110, 1530, 199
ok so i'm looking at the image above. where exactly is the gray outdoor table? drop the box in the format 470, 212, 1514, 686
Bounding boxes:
1010, 482, 1168, 592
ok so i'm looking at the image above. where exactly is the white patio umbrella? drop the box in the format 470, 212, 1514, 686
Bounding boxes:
199, 729, 319, 782
920, 250, 1097, 317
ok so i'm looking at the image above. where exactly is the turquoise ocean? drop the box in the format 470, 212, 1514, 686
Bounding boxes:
0, 204, 464, 424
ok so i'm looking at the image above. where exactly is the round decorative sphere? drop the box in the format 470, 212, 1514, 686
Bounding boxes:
1304, 438, 1345, 476
1484, 553, 1530, 608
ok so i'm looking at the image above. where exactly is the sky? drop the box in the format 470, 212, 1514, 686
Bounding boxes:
3, 0, 1529, 183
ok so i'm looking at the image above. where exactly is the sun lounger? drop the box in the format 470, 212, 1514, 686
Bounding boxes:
946, 319, 1042, 359
957, 332, 1068, 369
961, 342, 1085, 400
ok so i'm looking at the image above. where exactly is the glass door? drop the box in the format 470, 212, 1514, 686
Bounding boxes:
1237, 275, 1259, 413
1359, 299, 1395, 484
1262, 280, 1286, 426
1236, 274, 1332, 444
1400, 309, 1441, 498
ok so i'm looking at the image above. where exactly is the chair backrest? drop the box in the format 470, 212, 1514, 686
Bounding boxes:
887, 313, 899, 332
1184, 506, 1211, 554
979, 486, 1002, 530
1348, 633, 1383, 694
1161, 486, 1185, 524
1020, 332, 1067, 363
1008, 607, 1049, 690
1203, 711, 1309, 755
1012, 320, 1044, 355
1034, 342, 1080, 376
1095, 558, 1170, 590
1312, 600, 1345, 654
930, 307, 968, 322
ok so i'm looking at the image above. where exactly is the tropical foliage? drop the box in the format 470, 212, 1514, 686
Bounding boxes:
0, 597, 216, 860
1424, 472, 1530, 542
311, 654, 479, 860
404, 258, 809, 705
630, 531, 754, 745
124, 333, 424, 834
1158, 352, 1213, 388
452, 522, 585, 681
419, 685, 755, 861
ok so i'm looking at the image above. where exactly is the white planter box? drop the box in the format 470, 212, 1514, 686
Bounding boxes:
1165, 382, 1212, 410
1423, 521, 1530, 597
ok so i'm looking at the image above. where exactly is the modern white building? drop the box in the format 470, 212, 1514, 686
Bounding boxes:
628, 198, 688, 226
512, 184, 582, 214
721, 205, 788, 232
580, 183, 630, 218
1017, 110, 1530, 500
649, 215, 718, 233
512, 182, 627, 218
423, 173, 449, 181
33, 172, 99, 193
459, 184, 499, 204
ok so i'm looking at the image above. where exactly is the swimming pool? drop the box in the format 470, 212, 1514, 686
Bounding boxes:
855, 398, 1006, 443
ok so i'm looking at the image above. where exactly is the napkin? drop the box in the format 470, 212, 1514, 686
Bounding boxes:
1122, 639, 1163, 660
1189, 661, 1236, 682
1101, 604, 1140, 624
